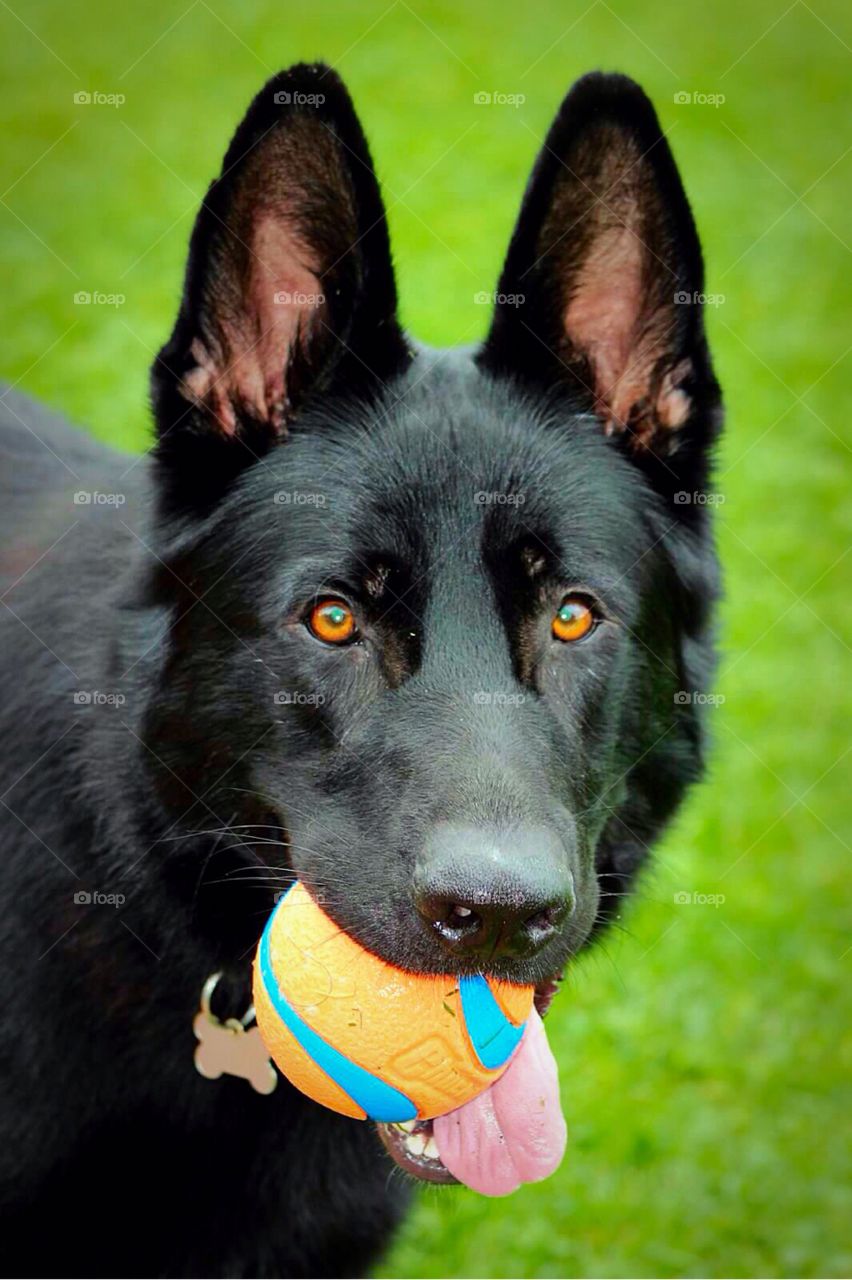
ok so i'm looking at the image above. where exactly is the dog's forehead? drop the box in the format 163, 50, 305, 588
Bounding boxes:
250, 355, 652, 600
348, 364, 649, 565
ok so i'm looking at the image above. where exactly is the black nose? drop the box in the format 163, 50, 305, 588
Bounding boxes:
414, 823, 574, 962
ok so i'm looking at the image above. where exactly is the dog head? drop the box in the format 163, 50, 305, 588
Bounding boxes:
143, 64, 721, 991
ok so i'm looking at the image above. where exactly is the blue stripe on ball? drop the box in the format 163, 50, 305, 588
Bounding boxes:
459, 974, 527, 1070
258, 910, 418, 1123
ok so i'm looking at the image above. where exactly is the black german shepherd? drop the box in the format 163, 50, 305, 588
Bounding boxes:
0, 63, 721, 1277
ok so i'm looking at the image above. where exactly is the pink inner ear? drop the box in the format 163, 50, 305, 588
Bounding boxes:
180, 213, 326, 437
563, 225, 692, 440
563, 225, 644, 425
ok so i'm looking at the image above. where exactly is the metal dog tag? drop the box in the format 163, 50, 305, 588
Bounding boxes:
193, 972, 277, 1096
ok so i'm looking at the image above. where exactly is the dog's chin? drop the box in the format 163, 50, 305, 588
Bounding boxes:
376, 974, 562, 1184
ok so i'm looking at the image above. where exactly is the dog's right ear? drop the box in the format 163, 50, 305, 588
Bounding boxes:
151, 63, 408, 514
479, 73, 721, 496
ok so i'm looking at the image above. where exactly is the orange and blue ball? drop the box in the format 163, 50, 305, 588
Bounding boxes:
252, 881, 535, 1122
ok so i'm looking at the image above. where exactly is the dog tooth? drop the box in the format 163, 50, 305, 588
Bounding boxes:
405, 1132, 427, 1156
423, 1136, 440, 1161
395, 1119, 416, 1133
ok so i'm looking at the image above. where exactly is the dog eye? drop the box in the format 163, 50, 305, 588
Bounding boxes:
307, 599, 358, 645
552, 596, 596, 643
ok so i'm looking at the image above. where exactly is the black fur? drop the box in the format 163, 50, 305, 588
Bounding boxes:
0, 64, 721, 1277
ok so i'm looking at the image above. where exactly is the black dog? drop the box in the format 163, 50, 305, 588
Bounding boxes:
0, 63, 721, 1277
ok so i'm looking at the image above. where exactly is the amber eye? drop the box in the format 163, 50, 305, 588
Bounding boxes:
552, 596, 595, 643
307, 599, 358, 645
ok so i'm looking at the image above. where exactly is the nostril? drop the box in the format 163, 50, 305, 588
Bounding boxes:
526, 899, 572, 933
432, 902, 484, 943
524, 904, 564, 942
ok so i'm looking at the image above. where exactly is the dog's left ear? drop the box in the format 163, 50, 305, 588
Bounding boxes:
480, 72, 721, 475
151, 63, 408, 513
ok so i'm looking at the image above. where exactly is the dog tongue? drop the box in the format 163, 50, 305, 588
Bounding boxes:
433, 1007, 566, 1195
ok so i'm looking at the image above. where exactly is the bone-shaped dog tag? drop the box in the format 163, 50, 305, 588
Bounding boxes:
193, 974, 277, 1096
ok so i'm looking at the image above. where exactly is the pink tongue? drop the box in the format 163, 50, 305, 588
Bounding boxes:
433, 1007, 566, 1196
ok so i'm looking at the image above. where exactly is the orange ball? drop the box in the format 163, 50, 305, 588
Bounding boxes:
253, 881, 534, 1122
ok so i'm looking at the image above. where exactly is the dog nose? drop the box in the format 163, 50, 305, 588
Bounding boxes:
414, 824, 574, 961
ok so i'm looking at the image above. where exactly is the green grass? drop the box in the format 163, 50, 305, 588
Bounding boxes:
2, 1, 850, 1275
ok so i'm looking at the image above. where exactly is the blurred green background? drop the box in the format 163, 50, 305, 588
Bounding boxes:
2, 1, 849, 1276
